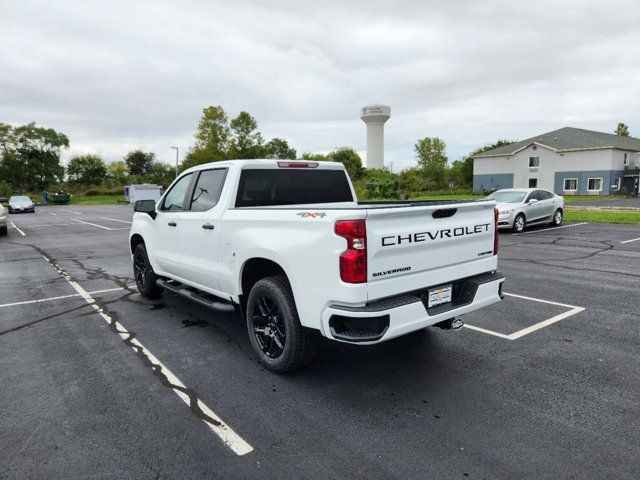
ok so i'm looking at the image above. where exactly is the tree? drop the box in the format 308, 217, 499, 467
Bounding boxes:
107, 161, 128, 184
194, 105, 230, 152
327, 147, 363, 180
124, 150, 155, 176
66, 154, 107, 185
148, 162, 175, 187
414, 136, 448, 189
615, 122, 630, 137
300, 152, 327, 161
228, 111, 265, 159
0, 122, 68, 191
265, 138, 296, 159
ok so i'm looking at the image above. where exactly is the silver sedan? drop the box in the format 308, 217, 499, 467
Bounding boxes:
487, 188, 564, 233
8, 195, 35, 214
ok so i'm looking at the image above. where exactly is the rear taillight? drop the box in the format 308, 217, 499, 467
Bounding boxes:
493, 207, 499, 255
335, 219, 367, 283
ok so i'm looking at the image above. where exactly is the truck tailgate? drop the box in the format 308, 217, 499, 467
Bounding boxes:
365, 201, 497, 301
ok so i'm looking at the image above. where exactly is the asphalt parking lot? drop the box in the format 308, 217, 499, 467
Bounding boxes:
1, 205, 639, 479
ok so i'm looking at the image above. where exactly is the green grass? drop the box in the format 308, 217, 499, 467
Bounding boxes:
564, 209, 640, 225
68, 194, 125, 205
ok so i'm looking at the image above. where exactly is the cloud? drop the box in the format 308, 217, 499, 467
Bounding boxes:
1, 0, 639, 170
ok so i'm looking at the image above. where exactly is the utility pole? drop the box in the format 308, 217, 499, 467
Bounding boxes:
170, 146, 179, 177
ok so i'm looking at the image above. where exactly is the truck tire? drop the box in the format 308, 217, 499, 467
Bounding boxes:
512, 213, 526, 233
133, 243, 162, 299
0, 225, 7, 236
246, 275, 316, 373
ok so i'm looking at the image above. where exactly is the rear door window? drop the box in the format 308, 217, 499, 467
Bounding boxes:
235, 169, 353, 207
189, 169, 228, 212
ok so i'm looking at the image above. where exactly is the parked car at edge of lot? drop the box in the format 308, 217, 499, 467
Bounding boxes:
8, 195, 35, 213
0, 202, 7, 236
488, 188, 564, 233
129, 159, 504, 372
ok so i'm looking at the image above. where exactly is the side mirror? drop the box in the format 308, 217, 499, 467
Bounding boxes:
134, 199, 157, 219
528, 198, 538, 205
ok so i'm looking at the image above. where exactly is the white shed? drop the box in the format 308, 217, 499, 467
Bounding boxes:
124, 184, 163, 205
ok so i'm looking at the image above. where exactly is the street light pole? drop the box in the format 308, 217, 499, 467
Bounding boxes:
170, 146, 179, 177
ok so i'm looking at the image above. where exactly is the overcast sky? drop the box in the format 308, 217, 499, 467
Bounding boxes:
1, 0, 639, 170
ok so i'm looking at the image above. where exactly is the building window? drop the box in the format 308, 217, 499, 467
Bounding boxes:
563, 178, 578, 192
529, 178, 538, 188
624, 153, 629, 166
613, 178, 621, 191
636, 153, 640, 167
529, 156, 540, 168
587, 178, 603, 192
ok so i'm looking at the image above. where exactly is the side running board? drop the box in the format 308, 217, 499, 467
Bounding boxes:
156, 279, 235, 313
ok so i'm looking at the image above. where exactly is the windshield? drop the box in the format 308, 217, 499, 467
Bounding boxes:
486, 191, 526, 203
10, 196, 31, 202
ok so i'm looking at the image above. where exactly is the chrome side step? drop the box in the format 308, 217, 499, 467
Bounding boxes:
156, 279, 235, 313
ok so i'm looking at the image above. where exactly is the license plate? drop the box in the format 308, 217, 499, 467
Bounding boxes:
427, 284, 452, 308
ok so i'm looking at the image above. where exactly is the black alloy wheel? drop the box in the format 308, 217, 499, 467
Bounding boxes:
251, 294, 286, 359
133, 243, 162, 298
246, 275, 316, 372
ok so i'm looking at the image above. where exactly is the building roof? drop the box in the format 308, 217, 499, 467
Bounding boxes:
474, 127, 640, 158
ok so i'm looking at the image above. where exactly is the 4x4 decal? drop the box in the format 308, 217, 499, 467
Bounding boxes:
297, 212, 326, 218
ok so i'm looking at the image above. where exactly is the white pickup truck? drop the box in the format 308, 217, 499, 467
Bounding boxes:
130, 160, 504, 372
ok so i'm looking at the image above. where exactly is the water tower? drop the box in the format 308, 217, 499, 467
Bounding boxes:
360, 105, 391, 169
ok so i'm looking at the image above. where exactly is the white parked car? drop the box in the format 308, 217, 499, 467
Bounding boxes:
129, 160, 504, 371
8, 195, 35, 213
488, 188, 564, 233
0, 202, 7, 236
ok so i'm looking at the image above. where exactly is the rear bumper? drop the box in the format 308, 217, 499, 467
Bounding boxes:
321, 271, 505, 344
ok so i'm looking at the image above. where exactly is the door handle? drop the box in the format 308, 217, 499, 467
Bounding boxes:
168, 221, 177, 227
202, 223, 215, 230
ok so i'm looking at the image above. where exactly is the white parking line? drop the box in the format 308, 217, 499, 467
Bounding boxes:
0, 286, 129, 309
49, 212, 58, 216
72, 218, 128, 231
100, 217, 132, 224
10, 221, 25, 236
512, 222, 588, 235
620, 237, 640, 244
10, 223, 75, 228
39, 255, 253, 456
464, 292, 585, 340
62, 209, 83, 214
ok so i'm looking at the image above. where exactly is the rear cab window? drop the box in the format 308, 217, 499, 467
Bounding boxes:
235, 169, 353, 207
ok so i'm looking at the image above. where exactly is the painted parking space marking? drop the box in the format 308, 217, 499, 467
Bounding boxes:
0, 286, 135, 309
620, 237, 640, 244
72, 218, 128, 231
9, 223, 75, 228
100, 217, 132, 224
61, 209, 83, 214
9, 221, 25, 236
512, 222, 588, 236
39, 255, 253, 456
464, 292, 585, 340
